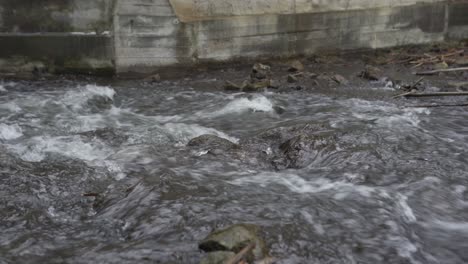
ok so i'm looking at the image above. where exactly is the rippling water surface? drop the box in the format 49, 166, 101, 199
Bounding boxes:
1, 79, 468, 264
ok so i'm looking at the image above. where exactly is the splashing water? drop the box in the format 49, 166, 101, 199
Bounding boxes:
1, 80, 468, 264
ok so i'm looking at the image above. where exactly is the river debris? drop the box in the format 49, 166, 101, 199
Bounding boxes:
198, 224, 269, 264
396, 91, 468, 98
406, 103, 468, 108
414, 66, 468, 76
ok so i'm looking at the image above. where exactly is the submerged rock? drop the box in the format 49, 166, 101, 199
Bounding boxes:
273, 133, 337, 169
200, 251, 236, 264
199, 224, 267, 261
188, 134, 239, 151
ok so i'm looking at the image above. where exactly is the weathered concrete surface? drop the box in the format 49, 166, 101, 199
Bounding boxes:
168, 0, 446, 22
0, 0, 115, 75
0, 0, 114, 33
0, 0, 467, 75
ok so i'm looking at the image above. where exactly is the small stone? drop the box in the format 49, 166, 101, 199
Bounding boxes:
199, 251, 236, 264
331, 74, 348, 85
224, 80, 242, 91
288, 60, 304, 72
199, 224, 267, 260
433, 61, 448, 70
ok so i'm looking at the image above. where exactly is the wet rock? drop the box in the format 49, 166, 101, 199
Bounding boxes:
331, 74, 349, 85
79, 128, 128, 147
251, 63, 271, 80
199, 224, 267, 261
86, 95, 114, 112
274, 133, 337, 169
273, 106, 286, 115
358, 65, 382, 81
288, 60, 304, 72
188, 135, 239, 151
433, 61, 448, 70
224, 80, 243, 91
200, 251, 236, 264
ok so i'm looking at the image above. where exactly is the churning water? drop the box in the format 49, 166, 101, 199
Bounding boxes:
1, 79, 468, 264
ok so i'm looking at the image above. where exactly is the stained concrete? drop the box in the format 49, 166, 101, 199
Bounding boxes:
0, 0, 467, 75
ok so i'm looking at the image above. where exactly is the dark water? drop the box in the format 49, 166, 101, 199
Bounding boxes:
1, 79, 468, 264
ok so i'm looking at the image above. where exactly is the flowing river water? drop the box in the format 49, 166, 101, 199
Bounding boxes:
1, 79, 468, 264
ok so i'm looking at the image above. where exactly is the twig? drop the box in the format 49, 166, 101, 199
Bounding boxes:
225, 243, 256, 264
411, 77, 424, 89
406, 103, 468, 108
392, 91, 416, 98
415, 67, 468, 75
403, 92, 468, 97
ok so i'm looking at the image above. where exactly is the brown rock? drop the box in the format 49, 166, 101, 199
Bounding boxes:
288, 60, 304, 72
358, 65, 382, 81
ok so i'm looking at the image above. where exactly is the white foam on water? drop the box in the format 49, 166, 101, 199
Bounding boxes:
62, 84, 115, 110
431, 220, 468, 232
229, 172, 378, 198
0, 124, 23, 140
0, 102, 22, 113
0, 85, 6, 92
396, 194, 417, 223
7, 136, 113, 162
344, 99, 430, 128
162, 123, 239, 144
206, 95, 274, 117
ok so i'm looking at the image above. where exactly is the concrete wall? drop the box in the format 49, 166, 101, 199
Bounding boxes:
0, 0, 467, 75
114, 0, 468, 74
0, 0, 115, 75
